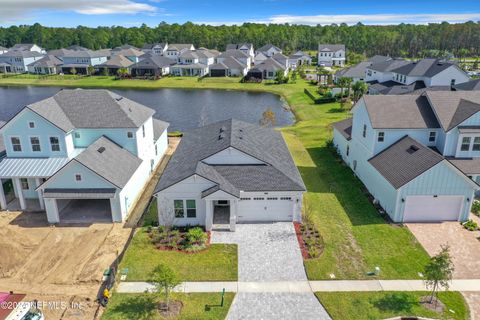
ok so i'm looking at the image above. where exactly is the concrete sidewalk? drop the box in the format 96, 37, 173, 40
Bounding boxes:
117, 279, 480, 293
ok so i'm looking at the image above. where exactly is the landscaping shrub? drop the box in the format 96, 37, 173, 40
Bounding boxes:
186, 227, 207, 246
148, 226, 208, 252
472, 201, 480, 216
462, 219, 478, 231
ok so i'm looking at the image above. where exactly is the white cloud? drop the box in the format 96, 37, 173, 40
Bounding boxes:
194, 13, 480, 26
0, 0, 157, 23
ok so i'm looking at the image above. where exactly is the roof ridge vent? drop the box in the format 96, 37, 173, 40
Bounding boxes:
218, 132, 226, 140
97, 147, 106, 153
219, 126, 226, 133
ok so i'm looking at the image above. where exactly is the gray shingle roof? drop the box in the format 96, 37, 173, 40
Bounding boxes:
155, 119, 305, 195
368, 59, 410, 72
318, 44, 345, 52
63, 49, 110, 58
97, 55, 134, 68
226, 43, 253, 51
448, 157, 480, 175
368, 80, 426, 95
368, 136, 444, 189
332, 118, 352, 140
258, 44, 282, 52
153, 118, 169, 140
210, 57, 246, 70
219, 50, 249, 59
131, 55, 175, 69
27, 55, 63, 67
455, 79, 480, 91
74, 136, 142, 188
362, 94, 440, 129
26, 89, 155, 132
426, 91, 480, 131
391, 58, 456, 77
0, 50, 44, 58
256, 58, 286, 71
142, 43, 167, 50
336, 61, 371, 78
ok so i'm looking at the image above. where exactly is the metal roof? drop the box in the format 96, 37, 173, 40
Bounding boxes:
43, 188, 116, 199
0, 157, 69, 178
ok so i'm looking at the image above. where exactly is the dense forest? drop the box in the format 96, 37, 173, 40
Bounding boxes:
0, 22, 479, 58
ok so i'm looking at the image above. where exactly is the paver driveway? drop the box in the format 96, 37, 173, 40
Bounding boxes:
407, 221, 480, 279
212, 223, 331, 320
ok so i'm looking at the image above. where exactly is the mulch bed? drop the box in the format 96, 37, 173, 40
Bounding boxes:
147, 227, 211, 254
158, 300, 183, 318
294, 222, 324, 259
420, 296, 445, 313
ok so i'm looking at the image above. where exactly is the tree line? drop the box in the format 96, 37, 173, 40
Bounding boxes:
0, 21, 479, 58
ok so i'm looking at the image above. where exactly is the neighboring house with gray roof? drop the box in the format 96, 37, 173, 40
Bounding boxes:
318, 44, 346, 67
61, 49, 110, 74
142, 43, 168, 55
0, 50, 44, 73
0, 89, 169, 224
10, 43, 46, 54
287, 51, 312, 70
455, 79, 480, 91
255, 57, 288, 79
334, 55, 391, 83
154, 119, 305, 231
96, 55, 134, 75
226, 43, 254, 59
332, 91, 480, 223
217, 50, 251, 67
27, 55, 63, 74
256, 44, 282, 58
366, 58, 470, 94
164, 44, 195, 59
209, 57, 248, 77
111, 47, 145, 63
130, 55, 175, 77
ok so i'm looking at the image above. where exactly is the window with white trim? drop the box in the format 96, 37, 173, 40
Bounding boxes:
377, 132, 384, 142
74, 132, 81, 139
21, 178, 29, 190
75, 174, 82, 182
461, 137, 471, 151
429, 132, 436, 142
473, 137, 480, 151
186, 200, 196, 218
174, 200, 184, 218
11, 137, 21, 152
127, 131, 134, 138
30, 137, 41, 152
50, 137, 60, 152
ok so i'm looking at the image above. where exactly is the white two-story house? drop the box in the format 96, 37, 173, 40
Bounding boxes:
61, 50, 110, 74
333, 91, 480, 223
0, 50, 44, 73
0, 89, 169, 224
318, 44, 345, 67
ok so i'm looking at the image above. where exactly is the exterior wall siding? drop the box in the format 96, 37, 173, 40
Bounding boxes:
72, 128, 138, 156
397, 161, 474, 222
372, 128, 439, 154
332, 128, 350, 165
351, 100, 375, 155
42, 161, 115, 189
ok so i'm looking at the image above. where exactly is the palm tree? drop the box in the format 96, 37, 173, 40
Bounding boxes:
352, 81, 369, 102
337, 77, 351, 97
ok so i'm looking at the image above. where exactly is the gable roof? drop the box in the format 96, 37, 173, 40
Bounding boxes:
155, 119, 305, 195
210, 57, 246, 70
11, 43, 39, 51
226, 43, 253, 51
336, 61, 371, 78
368, 136, 444, 189
362, 94, 440, 129
318, 44, 345, 52
219, 50, 249, 59
63, 49, 110, 58
111, 48, 144, 57
130, 55, 175, 69
25, 89, 155, 132
73, 136, 142, 188
142, 43, 167, 50
455, 79, 480, 91
332, 118, 352, 140
368, 59, 410, 72
27, 54, 63, 67
256, 57, 286, 71
98, 55, 134, 68
0, 50, 44, 58
425, 91, 480, 131
167, 44, 194, 51
257, 44, 282, 52
153, 118, 169, 140
391, 58, 458, 77
368, 80, 427, 95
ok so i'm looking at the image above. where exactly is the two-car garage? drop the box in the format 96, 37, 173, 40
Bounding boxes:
403, 195, 464, 222
237, 195, 296, 222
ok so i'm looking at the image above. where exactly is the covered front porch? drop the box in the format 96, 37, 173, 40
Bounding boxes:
203, 189, 238, 231
0, 157, 69, 212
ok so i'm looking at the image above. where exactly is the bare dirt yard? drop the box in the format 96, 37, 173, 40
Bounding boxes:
0, 211, 131, 319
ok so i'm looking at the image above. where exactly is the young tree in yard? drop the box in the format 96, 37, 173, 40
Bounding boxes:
117, 67, 128, 78
424, 245, 454, 304
70, 67, 77, 76
87, 65, 95, 76
337, 77, 350, 97
352, 81, 369, 102
259, 108, 276, 127
150, 263, 181, 311
275, 70, 285, 84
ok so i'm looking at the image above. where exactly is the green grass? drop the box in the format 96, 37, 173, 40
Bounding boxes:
1, 75, 431, 280
119, 228, 237, 281
102, 292, 234, 320
316, 291, 469, 320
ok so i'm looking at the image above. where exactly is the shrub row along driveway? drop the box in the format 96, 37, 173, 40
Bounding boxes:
211, 223, 331, 320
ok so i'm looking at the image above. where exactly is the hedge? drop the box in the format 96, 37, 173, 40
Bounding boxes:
304, 88, 337, 104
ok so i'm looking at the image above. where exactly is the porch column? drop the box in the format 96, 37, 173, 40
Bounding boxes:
205, 200, 213, 231
35, 178, 45, 210
0, 179, 7, 210
44, 198, 60, 223
229, 199, 237, 232
13, 178, 26, 210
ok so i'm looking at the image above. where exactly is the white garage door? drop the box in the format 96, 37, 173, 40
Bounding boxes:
403, 195, 463, 222
237, 196, 294, 222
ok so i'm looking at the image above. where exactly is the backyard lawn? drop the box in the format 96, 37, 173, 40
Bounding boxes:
317, 291, 469, 320
102, 292, 234, 320
0, 75, 430, 280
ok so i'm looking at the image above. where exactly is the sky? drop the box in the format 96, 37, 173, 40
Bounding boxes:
0, 0, 479, 27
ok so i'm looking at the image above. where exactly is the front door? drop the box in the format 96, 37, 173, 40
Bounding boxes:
213, 200, 230, 224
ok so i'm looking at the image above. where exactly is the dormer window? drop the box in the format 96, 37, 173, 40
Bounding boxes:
377, 132, 384, 142
429, 132, 436, 142
28, 121, 35, 128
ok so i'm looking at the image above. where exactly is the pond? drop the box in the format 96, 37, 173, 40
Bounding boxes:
0, 86, 294, 131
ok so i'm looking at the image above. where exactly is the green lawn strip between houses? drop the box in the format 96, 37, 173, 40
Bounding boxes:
101, 292, 235, 320
0, 75, 431, 280
316, 291, 469, 320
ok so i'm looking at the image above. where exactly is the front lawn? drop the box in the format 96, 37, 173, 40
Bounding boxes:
316, 291, 469, 320
119, 228, 237, 281
102, 292, 234, 320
